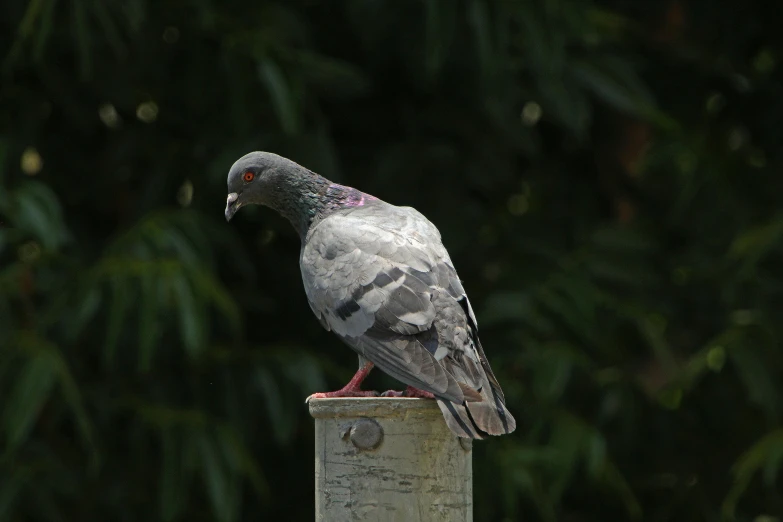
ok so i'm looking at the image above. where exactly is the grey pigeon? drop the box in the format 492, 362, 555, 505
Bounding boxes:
225, 151, 516, 439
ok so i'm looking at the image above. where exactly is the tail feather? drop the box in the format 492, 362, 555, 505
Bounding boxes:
437, 399, 484, 439
437, 382, 516, 439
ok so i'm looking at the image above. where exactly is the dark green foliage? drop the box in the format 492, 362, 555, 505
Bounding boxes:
1, 0, 782, 520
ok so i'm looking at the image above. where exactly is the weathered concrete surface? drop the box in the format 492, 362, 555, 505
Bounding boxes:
309, 397, 472, 522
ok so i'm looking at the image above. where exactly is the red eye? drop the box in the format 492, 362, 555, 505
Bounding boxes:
243, 171, 255, 182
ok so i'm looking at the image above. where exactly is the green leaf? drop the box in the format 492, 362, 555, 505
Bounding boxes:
185, 265, 241, 337
281, 353, 327, 397
570, 55, 676, 129
4, 0, 48, 66
723, 429, 783, 517
590, 226, 656, 253
0, 466, 30, 519
531, 346, 574, 402
258, 60, 298, 135
468, 0, 493, 72
729, 214, 783, 273
537, 283, 594, 344
104, 275, 130, 367
10, 182, 68, 250
3, 350, 57, 451
71, 0, 92, 79
198, 432, 237, 522
171, 272, 205, 359
571, 57, 653, 116
638, 314, 677, 375
91, 0, 127, 57
215, 425, 269, 500
480, 291, 534, 326
137, 273, 161, 372
153, 224, 199, 263
160, 428, 184, 522
423, 0, 455, 81
53, 349, 97, 466
32, 0, 57, 60
254, 368, 290, 444
538, 76, 592, 137
731, 347, 780, 420
65, 284, 101, 342
601, 461, 642, 520
293, 51, 371, 98
586, 430, 607, 478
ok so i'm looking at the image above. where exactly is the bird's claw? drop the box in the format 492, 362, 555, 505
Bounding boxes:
305, 390, 380, 404
380, 386, 436, 399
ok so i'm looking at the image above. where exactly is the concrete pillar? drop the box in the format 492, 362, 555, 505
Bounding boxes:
308, 397, 472, 522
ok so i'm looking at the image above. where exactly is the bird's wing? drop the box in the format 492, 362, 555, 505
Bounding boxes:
301, 203, 470, 400
301, 203, 515, 437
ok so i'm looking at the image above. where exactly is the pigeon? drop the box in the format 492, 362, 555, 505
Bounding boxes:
225, 151, 516, 439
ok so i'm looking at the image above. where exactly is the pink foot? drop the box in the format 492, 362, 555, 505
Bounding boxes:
306, 389, 379, 403
305, 361, 379, 403
381, 386, 436, 399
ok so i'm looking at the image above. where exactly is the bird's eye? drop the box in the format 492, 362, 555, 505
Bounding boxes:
243, 171, 255, 182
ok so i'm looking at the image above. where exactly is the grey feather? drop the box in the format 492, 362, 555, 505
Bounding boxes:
301, 199, 516, 438
226, 151, 516, 439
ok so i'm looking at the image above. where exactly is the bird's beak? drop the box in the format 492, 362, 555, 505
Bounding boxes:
225, 192, 240, 222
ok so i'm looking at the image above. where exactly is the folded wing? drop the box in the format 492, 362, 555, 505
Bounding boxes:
301, 202, 516, 438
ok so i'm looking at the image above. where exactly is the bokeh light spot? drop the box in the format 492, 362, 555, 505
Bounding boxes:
136, 102, 159, 123
99, 103, 122, 128
753, 48, 776, 74
521, 102, 542, 126
177, 180, 194, 207
21, 147, 43, 175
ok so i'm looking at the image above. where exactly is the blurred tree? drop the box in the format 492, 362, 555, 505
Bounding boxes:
1, 0, 782, 521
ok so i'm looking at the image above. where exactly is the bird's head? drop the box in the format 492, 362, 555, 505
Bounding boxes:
224, 151, 300, 221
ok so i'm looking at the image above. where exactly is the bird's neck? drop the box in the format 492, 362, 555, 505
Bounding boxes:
267, 168, 375, 238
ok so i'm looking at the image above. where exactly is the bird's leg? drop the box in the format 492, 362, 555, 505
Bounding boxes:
405, 386, 436, 399
305, 361, 379, 402
381, 386, 436, 399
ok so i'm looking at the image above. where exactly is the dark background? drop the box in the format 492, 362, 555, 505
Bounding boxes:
2, 1, 782, 521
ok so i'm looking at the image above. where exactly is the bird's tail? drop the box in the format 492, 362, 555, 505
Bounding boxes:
436, 381, 516, 439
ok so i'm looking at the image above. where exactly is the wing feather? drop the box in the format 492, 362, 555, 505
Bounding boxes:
301, 202, 516, 437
